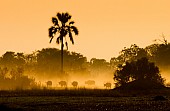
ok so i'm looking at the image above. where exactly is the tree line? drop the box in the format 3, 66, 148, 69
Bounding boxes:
112, 38, 170, 89
0, 38, 169, 89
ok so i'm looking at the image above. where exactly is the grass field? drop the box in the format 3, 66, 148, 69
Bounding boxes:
0, 89, 170, 111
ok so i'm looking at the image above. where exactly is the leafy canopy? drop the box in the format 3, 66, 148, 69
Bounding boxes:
114, 57, 165, 88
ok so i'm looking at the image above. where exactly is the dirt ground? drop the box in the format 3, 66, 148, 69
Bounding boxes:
0, 96, 170, 111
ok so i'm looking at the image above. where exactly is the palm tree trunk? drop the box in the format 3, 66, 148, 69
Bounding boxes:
61, 37, 64, 74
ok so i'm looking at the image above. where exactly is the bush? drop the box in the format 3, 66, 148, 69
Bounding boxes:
114, 57, 165, 89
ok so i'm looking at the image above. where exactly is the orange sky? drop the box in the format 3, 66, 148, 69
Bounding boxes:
0, 0, 170, 61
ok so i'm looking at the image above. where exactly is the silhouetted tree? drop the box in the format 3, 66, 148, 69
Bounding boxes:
36, 48, 61, 78
15, 53, 26, 67
146, 43, 170, 67
0, 67, 8, 79
24, 52, 37, 76
120, 44, 148, 62
153, 33, 168, 45
145, 35, 170, 67
49, 12, 79, 74
35, 48, 89, 79
110, 44, 148, 70
0, 51, 26, 70
0, 51, 16, 68
0, 66, 36, 90
114, 57, 165, 88
65, 52, 88, 74
90, 58, 111, 77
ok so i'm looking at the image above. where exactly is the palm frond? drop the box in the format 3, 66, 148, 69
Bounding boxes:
71, 26, 79, 35
54, 28, 58, 34
69, 32, 74, 44
65, 12, 71, 20
56, 36, 61, 44
61, 13, 66, 23
48, 26, 54, 37
69, 21, 74, 25
65, 42, 68, 50
49, 26, 58, 37
57, 13, 62, 22
52, 17, 58, 26
49, 36, 54, 43
60, 12, 72, 23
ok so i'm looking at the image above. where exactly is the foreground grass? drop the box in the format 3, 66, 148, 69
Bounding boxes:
0, 88, 170, 110
1, 96, 170, 111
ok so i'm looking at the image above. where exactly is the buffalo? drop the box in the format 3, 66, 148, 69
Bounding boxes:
59, 81, 67, 87
72, 81, 78, 88
104, 82, 111, 89
46, 81, 52, 87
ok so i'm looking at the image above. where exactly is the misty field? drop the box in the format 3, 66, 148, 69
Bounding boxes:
0, 89, 170, 110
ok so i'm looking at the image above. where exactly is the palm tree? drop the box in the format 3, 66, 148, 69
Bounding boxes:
48, 12, 79, 74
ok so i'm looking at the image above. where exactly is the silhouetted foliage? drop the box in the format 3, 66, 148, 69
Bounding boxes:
0, 52, 36, 90
89, 58, 111, 77
110, 44, 148, 70
144, 35, 170, 68
0, 67, 35, 90
146, 43, 170, 67
114, 57, 165, 89
34, 48, 89, 79
36, 48, 61, 78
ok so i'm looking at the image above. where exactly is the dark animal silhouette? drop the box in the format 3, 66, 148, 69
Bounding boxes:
85, 80, 95, 85
72, 81, 78, 87
104, 82, 111, 89
59, 81, 67, 87
46, 81, 52, 87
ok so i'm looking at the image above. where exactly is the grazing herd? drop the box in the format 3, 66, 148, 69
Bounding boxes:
45, 80, 112, 89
